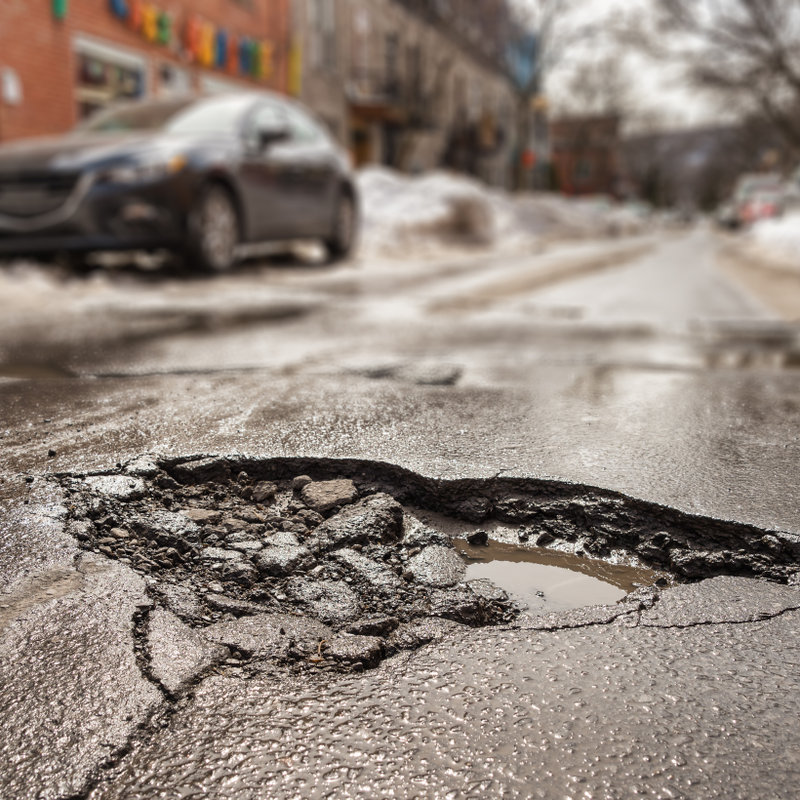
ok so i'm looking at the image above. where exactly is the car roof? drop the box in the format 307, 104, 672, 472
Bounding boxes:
98, 90, 299, 117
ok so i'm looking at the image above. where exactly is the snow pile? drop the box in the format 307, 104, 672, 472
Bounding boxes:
515, 194, 645, 239
356, 167, 526, 258
749, 213, 800, 267
356, 167, 646, 259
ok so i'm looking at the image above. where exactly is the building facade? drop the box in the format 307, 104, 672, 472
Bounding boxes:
290, 0, 350, 144
293, 0, 521, 187
0, 0, 291, 142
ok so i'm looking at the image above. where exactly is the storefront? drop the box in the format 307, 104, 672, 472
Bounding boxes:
0, 0, 291, 142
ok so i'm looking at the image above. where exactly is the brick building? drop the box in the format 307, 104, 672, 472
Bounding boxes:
0, 0, 291, 142
550, 115, 621, 197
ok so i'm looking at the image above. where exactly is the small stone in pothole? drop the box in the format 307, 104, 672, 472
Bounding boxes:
287, 578, 361, 625
255, 545, 315, 577
221, 517, 251, 535
346, 615, 399, 637
292, 475, 313, 492
264, 531, 301, 547
300, 479, 359, 516
332, 549, 403, 595
467, 578, 510, 603
407, 546, 466, 587
310, 493, 404, 552
228, 540, 263, 553
428, 586, 489, 624
323, 634, 383, 668
124, 454, 160, 478
219, 561, 259, 587
181, 508, 222, 525
467, 530, 489, 547
205, 593, 266, 616
199, 547, 244, 562
84, 475, 146, 500
131, 511, 200, 548
252, 481, 277, 504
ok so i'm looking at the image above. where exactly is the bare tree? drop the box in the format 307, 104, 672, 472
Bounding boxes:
553, 53, 632, 119
644, 0, 800, 153
507, 1, 646, 189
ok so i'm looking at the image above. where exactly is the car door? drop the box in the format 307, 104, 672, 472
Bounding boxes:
238, 102, 303, 242
281, 106, 340, 238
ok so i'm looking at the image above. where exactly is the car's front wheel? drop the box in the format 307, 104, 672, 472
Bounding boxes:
185, 183, 240, 273
324, 190, 357, 263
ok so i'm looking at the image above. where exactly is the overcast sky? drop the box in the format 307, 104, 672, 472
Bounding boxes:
512, 0, 725, 131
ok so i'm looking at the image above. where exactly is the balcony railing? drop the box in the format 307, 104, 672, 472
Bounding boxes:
347, 68, 405, 107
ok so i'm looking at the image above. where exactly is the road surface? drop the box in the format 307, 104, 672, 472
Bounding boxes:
1, 226, 799, 799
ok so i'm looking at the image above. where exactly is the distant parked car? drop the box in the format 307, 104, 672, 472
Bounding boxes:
0, 92, 358, 272
723, 172, 785, 229
738, 189, 784, 226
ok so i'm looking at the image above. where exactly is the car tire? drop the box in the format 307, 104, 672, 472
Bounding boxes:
324, 190, 357, 263
61, 252, 96, 276
186, 183, 240, 273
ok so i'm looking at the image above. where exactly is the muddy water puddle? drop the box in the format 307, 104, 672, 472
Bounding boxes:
455, 539, 658, 612
409, 507, 663, 613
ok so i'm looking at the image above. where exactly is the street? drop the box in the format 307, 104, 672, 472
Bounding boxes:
1, 226, 800, 799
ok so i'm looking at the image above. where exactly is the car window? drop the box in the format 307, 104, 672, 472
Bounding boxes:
166, 96, 255, 135
244, 102, 289, 147
284, 106, 328, 145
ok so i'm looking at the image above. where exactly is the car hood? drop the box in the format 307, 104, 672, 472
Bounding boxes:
0, 132, 201, 174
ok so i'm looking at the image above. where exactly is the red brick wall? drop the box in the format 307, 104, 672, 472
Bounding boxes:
0, 0, 290, 142
550, 116, 621, 197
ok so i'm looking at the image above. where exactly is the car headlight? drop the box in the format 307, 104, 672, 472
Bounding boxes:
98, 154, 187, 184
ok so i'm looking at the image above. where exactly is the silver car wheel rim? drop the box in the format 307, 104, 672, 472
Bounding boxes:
201, 190, 237, 270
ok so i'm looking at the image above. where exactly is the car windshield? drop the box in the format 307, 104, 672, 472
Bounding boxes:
80, 96, 254, 136
735, 175, 782, 199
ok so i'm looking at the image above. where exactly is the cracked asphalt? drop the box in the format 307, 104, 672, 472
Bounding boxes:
1, 227, 800, 799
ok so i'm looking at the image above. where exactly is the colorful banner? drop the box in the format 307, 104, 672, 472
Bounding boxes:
108, 0, 274, 81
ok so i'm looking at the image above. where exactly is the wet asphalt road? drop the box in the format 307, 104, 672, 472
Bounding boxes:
1, 227, 800, 799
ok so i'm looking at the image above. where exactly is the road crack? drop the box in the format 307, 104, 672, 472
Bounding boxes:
640, 604, 800, 631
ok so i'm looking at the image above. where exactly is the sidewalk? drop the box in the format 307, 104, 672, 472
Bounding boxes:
718, 235, 800, 321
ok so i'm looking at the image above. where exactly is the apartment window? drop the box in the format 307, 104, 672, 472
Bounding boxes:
308, 0, 336, 71
385, 34, 399, 93
407, 44, 421, 103
74, 35, 147, 120
353, 9, 371, 74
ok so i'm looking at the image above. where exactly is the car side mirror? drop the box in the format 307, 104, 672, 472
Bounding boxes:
256, 123, 290, 149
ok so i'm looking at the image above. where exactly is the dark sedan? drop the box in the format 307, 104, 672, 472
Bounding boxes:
0, 92, 358, 272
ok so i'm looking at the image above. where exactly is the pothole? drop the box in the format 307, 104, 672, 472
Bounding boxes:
55, 455, 800, 676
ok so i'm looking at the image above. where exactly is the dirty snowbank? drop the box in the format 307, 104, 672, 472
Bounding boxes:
748, 213, 800, 270
356, 167, 645, 259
